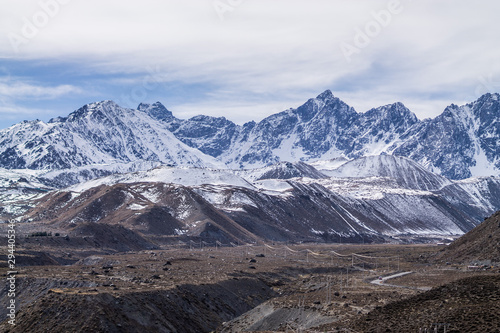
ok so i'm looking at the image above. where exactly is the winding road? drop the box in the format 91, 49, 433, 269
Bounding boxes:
370, 271, 431, 291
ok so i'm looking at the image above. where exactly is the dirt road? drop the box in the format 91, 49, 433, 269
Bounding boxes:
371, 271, 432, 290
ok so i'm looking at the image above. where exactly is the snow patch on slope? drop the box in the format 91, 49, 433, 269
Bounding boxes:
329, 155, 451, 191
68, 166, 254, 193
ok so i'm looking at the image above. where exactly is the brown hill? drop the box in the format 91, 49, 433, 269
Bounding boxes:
68, 223, 158, 252
0, 278, 275, 333
439, 210, 500, 264
24, 182, 259, 244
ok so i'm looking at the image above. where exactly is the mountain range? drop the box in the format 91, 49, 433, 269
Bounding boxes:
2, 91, 500, 243
130, 91, 500, 179
1, 91, 500, 180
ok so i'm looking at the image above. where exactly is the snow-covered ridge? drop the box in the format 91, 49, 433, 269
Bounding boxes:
236, 161, 328, 182
68, 165, 255, 193
0, 100, 225, 171
329, 155, 451, 191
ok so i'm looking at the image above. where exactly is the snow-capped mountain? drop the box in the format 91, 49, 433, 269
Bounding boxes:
137, 91, 418, 169
138, 101, 238, 158
2, 91, 500, 181
155, 90, 499, 180
216, 90, 419, 169
0, 101, 223, 171
4, 91, 500, 244
394, 93, 500, 179
236, 161, 328, 182
220, 90, 360, 167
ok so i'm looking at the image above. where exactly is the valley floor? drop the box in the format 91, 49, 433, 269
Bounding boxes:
1, 241, 499, 332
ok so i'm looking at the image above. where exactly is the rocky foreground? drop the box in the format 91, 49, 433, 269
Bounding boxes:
1, 242, 499, 332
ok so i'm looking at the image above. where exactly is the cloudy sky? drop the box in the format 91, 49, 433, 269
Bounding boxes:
0, 0, 499, 129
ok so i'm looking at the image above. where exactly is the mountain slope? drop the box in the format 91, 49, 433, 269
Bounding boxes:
395, 93, 500, 179
438, 210, 500, 263
330, 155, 451, 191
24, 182, 259, 243
139, 101, 239, 158
436, 177, 500, 222
19, 163, 499, 244
0, 168, 53, 219
67, 165, 254, 193
216, 91, 419, 169
236, 161, 328, 182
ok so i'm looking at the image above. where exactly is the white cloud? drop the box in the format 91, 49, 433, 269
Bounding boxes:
0, 74, 82, 123
0, 103, 53, 116
0, 78, 81, 99
0, 0, 500, 123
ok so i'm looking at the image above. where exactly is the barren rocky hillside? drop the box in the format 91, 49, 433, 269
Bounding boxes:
439, 210, 500, 264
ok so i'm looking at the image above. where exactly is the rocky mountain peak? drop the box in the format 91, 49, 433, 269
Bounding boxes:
137, 101, 173, 121
315, 89, 335, 101
476, 92, 499, 104
363, 102, 418, 124
65, 100, 123, 123
294, 90, 355, 123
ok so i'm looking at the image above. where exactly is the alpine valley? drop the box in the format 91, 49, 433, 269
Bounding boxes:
2, 90, 500, 244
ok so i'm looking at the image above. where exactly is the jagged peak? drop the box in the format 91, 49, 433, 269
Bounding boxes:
48, 116, 67, 123
443, 93, 500, 118
51, 100, 160, 124
440, 103, 460, 116
291, 90, 355, 122
242, 120, 257, 129
137, 102, 151, 111
363, 102, 418, 122
87, 100, 120, 109
189, 114, 226, 122
469, 93, 500, 113
137, 101, 167, 111
315, 89, 334, 101
137, 101, 173, 121
365, 101, 408, 112
313, 90, 350, 109
476, 92, 500, 103
65, 100, 123, 122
